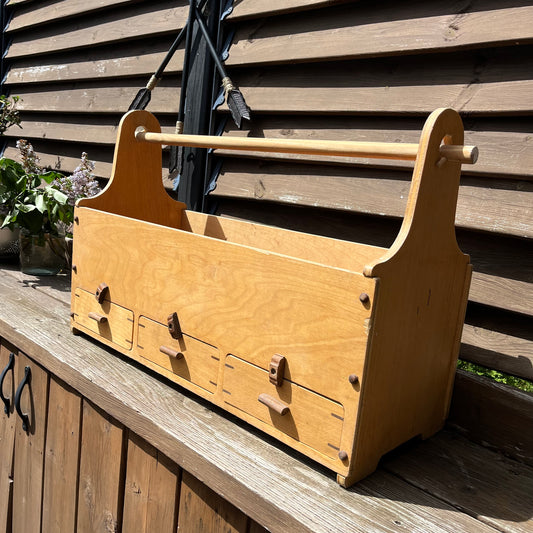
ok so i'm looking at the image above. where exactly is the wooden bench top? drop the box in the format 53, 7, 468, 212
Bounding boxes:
0, 266, 531, 533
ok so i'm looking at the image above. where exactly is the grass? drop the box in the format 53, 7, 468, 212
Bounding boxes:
457, 360, 533, 393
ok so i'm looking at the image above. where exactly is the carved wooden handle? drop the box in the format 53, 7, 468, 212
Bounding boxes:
258, 393, 290, 416
88, 312, 107, 324
159, 345, 183, 359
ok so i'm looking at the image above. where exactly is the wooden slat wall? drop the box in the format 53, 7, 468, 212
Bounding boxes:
2, 0, 189, 178
212, 0, 533, 383
1, 1, 531, 383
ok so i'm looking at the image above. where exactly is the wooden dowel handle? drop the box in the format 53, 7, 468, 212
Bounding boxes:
88, 312, 107, 324
159, 345, 183, 359
258, 393, 290, 416
135, 128, 478, 164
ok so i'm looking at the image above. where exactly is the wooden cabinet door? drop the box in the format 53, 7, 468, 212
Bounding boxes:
11, 352, 49, 533
0, 341, 17, 532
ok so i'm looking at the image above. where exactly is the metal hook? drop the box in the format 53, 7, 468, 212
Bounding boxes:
14, 366, 31, 432
0, 352, 15, 415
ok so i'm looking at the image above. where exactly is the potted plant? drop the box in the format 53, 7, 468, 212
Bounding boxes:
0, 94, 22, 258
0, 140, 101, 275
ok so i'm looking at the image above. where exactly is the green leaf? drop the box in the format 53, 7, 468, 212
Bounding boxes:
35, 193, 46, 213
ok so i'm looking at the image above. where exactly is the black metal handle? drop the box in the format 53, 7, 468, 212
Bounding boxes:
14, 366, 31, 432
0, 352, 15, 415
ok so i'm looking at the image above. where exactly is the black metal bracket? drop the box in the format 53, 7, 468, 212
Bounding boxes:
0, 352, 15, 414
14, 365, 31, 432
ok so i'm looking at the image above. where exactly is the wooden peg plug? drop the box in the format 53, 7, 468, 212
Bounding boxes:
269, 354, 286, 387
167, 312, 182, 339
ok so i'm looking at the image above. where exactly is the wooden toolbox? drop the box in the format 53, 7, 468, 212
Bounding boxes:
70, 108, 476, 487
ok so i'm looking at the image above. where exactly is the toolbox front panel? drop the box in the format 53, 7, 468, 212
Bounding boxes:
223, 354, 345, 459
136, 316, 219, 394
72, 288, 134, 350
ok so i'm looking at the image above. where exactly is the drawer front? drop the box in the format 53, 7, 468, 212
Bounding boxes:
137, 316, 219, 394
223, 355, 344, 459
72, 288, 133, 349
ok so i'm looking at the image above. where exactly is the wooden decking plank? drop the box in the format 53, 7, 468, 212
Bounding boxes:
461, 324, 533, 382
0, 268, 524, 533
449, 371, 533, 467
383, 430, 533, 533
227, 2, 533, 66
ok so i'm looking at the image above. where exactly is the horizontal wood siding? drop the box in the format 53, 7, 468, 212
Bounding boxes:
1, 0, 531, 401
211, 0, 532, 384
2, 0, 189, 179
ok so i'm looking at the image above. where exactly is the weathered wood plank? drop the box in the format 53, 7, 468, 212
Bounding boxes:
6, 4, 188, 59
383, 430, 533, 533
178, 471, 249, 533
76, 400, 126, 533
449, 369, 533, 466
461, 324, 533, 381
212, 159, 533, 238
0, 340, 17, 533
233, 77, 533, 115
3, 118, 178, 146
12, 352, 49, 533
227, 2, 533, 66
122, 433, 180, 533
10, 83, 181, 114
0, 268, 511, 533
6, 0, 140, 33
5, 45, 185, 84
227, 0, 353, 20
222, 117, 533, 179
41, 376, 82, 533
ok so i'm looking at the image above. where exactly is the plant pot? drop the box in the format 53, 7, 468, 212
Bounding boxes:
19, 232, 67, 275
0, 226, 20, 259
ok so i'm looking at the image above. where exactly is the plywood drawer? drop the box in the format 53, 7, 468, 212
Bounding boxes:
136, 316, 219, 394
72, 288, 134, 350
222, 355, 344, 459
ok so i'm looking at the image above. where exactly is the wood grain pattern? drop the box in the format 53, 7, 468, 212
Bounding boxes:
12, 84, 181, 114
227, 3, 533, 66
178, 471, 249, 533
41, 376, 82, 533
122, 433, 180, 533
5, 46, 185, 84
0, 267, 528, 533
12, 352, 49, 533
227, 0, 352, 20
461, 324, 533, 381
213, 160, 533, 239
383, 429, 533, 533
6, 4, 188, 59
0, 341, 17, 533
222, 117, 533, 179
7, 0, 139, 32
449, 370, 533, 467
76, 400, 126, 533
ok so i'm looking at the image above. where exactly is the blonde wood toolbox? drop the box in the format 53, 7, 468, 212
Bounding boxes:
70, 108, 477, 487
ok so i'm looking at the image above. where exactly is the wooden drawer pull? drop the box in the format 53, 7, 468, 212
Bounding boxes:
258, 393, 290, 416
159, 345, 183, 359
88, 312, 107, 324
